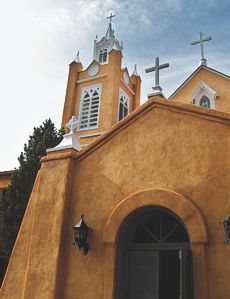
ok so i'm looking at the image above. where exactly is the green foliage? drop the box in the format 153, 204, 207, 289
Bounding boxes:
0, 119, 63, 281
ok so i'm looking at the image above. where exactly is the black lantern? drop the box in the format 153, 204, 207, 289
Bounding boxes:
220, 213, 230, 244
72, 214, 91, 255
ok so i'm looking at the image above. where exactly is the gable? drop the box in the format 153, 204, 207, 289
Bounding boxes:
71, 99, 230, 224
65, 100, 230, 299
169, 66, 230, 113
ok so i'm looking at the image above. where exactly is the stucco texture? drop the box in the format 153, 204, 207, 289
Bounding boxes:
170, 67, 230, 113
1, 99, 230, 299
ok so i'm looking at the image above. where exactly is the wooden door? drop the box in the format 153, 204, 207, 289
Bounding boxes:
179, 248, 193, 299
116, 207, 193, 299
125, 250, 159, 299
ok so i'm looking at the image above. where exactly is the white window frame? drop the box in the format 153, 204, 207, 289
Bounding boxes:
98, 48, 108, 64
190, 81, 216, 109
117, 88, 130, 121
199, 95, 211, 108
78, 83, 102, 131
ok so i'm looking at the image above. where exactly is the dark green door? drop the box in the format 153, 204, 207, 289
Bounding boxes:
126, 250, 159, 299
116, 208, 193, 299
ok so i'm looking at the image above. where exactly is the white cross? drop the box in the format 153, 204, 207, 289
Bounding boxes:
75, 51, 80, 63
145, 57, 169, 89
107, 13, 116, 23
66, 116, 79, 134
191, 32, 212, 66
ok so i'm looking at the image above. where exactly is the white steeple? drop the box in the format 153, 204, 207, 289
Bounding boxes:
74, 51, 80, 63
132, 64, 139, 76
93, 14, 123, 64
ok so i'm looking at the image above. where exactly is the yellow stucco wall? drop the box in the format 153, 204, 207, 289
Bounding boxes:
170, 67, 230, 113
2, 99, 229, 299
61, 50, 141, 146
61, 99, 230, 299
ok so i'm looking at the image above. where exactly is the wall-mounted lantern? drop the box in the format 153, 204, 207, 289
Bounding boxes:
220, 213, 230, 245
72, 215, 91, 255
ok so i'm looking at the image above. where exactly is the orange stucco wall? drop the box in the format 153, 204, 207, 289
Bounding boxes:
60, 100, 230, 299
61, 50, 141, 146
1, 99, 230, 299
170, 68, 230, 113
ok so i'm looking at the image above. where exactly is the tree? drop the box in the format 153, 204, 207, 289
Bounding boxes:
0, 119, 63, 284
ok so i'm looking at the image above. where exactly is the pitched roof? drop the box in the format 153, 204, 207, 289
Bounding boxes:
43, 97, 230, 164
0, 170, 13, 177
169, 65, 230, 100
76, 97, 230, 161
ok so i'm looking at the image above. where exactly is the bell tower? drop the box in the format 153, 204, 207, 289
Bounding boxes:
62, 16, 141, 146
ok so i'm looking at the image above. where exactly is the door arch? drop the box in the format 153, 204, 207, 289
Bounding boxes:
116, 206, 193, 299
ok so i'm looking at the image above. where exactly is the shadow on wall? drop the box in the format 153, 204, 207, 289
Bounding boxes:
0, 253, 8, 286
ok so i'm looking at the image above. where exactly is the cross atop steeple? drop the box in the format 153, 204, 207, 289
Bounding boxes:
74, 51, 80, 63
145, 57, 169, 97
191, 32, 212, 66
93, 13, 123, 62
107, 13, 116, 24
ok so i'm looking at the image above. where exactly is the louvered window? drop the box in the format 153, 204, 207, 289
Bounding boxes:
118, 89, 130, 121
78, 84, 102, 131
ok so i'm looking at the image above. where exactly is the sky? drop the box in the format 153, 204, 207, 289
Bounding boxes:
0, 0, 230, 170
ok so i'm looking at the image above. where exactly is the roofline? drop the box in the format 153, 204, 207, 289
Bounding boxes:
0, 170, 13, 177
43, 97, 230, 164
75, 97, 230, 161
169, 65, 230, 100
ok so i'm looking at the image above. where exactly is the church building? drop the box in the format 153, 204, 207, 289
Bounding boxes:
0, 17, 230, 299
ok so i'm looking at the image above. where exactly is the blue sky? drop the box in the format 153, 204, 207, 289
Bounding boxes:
0, 0, 230, 170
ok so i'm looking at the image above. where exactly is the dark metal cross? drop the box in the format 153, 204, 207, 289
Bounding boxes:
107, 13, 116, 23
191, 32, 212, 66
145, 57, 169, 90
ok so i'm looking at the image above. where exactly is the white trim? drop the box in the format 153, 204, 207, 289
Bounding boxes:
169, 65, 230, 100
190, 81, 216, 100
47, 144, 79, 152
190, 81, 216, 109
99, 61, 108, 66
76, 74, 107, 84
88, 65, 99, 77
117, 88, 130, 121
79, 131, 105, 139
47, 132, 82, 152
78, 83, 102, 131
98, 48, 108, 64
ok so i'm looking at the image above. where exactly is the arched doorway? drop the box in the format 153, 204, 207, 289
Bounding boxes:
116, 207, 193, 299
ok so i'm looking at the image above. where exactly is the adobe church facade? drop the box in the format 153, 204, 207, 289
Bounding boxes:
0, 20, 230, 299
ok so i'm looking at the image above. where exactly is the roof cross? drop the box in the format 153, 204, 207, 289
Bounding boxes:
191, 32, 212, 66
74, 51, 80, 63
107, 13, 116, 24
145, 57, 169, 95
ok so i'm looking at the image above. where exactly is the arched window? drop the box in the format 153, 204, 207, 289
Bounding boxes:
199, 95, 210, 108
98, 48, 107, 63
191, 81, 216, 109
116, 207, 193, 299
118, 89, 130, 121
78, 84, 102, 130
